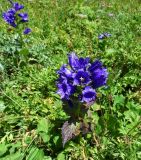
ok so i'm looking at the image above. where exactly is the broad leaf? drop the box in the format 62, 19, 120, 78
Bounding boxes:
26, 147, 44, 160
37, 118, 51, 133
0, 143, 7, 157
61, 121, 80, 147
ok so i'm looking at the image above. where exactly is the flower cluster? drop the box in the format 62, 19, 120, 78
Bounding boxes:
98, 33, 111, 40
57, 53, 108, 104
2, 2, 31, 34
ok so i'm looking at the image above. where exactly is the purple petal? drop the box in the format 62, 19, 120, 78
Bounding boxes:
57, 65, 73, 79
82, 86, 96, 103
68, 52, 90, 70
57, 80, 75, 100
98, 32, 111, 39
13, 2, 24, 11
2, 9, 16, 27
68, 52, 79, 70
78, 57, 90, 70
73, 69, 91, 86
88, 59, 102, 73
23, 28, 31, 34
92, 68, 108, 88
18, 13, 28, 22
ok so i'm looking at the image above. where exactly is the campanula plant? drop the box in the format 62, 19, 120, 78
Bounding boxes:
2, 0, 32, 63
56, 52, 108, 146
98, 32, 111, 51
2, 1, 31, 35
98, 33, 111, 40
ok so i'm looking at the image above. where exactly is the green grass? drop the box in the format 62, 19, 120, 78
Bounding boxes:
0, 0, 141, 159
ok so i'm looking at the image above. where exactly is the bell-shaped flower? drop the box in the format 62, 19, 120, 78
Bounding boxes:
92, 68, 108, 88
68, 52, 79, 70
13, 2, 24, 11
68, 52, 90, 70
98, 33, 111, 40
73, 69, 91, 86
57, 65, 73, 79
82, 86, 96, 103
88, 59, 102, 73
23, 28, 31, 34
78, 57, 90, 70
2, 9, 16, 27
18, 13, 28, 22
57, 80, 75, 100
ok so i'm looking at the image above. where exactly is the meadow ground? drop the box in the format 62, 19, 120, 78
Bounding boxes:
0, 0, 141, 159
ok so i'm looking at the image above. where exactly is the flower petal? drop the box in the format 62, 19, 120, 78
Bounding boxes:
68, 52, 79, 70
82, 86, 96, 103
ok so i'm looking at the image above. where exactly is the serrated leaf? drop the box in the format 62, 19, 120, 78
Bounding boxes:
114, 95, 125, 106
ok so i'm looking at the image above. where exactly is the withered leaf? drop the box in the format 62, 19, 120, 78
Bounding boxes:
61, 121, 80, 147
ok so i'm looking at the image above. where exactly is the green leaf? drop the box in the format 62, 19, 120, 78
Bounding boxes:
0, 63, 4, 72
44, 156, 52, 160
0, 101, 6, 112
26, 147, 44, 160
39, 132, 50, 143
0, 152, 23, 160
105, 48, 116, 57
91, 103, 101, 111
19, 48, 29, 56
53, 136, 59, 145
57, 152, 65, 160
113, 95, 125, 107
37, 118, 51, 133
0, 143, 7, 157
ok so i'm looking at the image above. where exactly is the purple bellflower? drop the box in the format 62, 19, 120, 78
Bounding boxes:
2, 9, 16, 27
57, 52, 108, 104
13, 2, 24, 11
98, 33, 111, 40
58, 53, 109, 147
78, 57, 90, 70
57, 65, 73, 79
92, 68, 108, 88
57, 80, 75, 100
23, 28, 31, 34
2, 1, 31, 34
18, 13, 28, 22
82, 86, 96, 103
73, 69, 90, 86
88, 59, 102, 73
68, 52, 79, 70
68, 52, 90, 70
